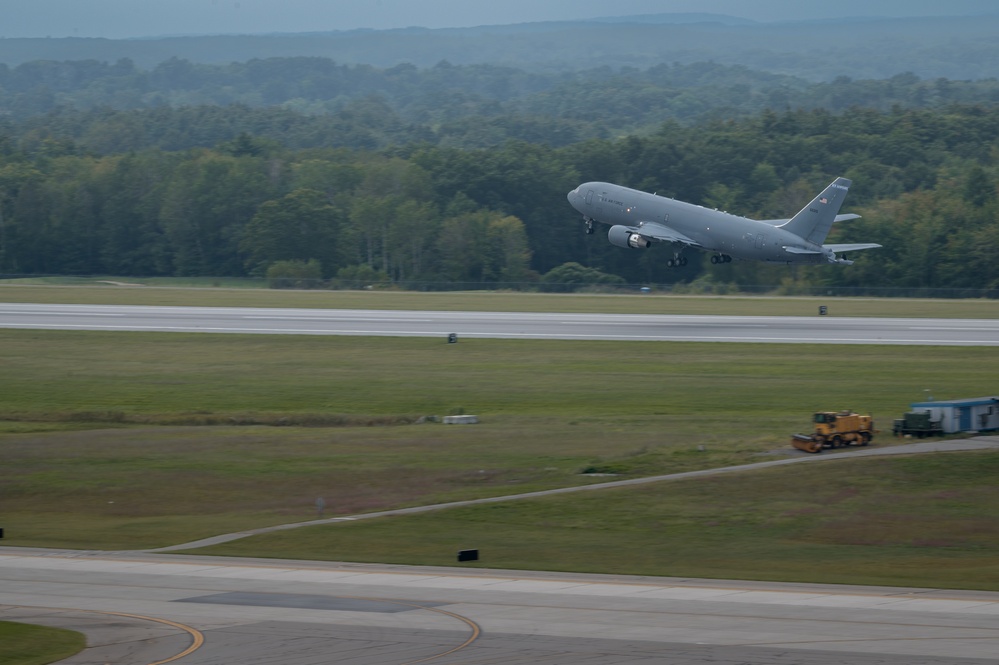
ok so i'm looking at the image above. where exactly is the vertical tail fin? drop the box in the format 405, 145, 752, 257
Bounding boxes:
779, 177, 852, 245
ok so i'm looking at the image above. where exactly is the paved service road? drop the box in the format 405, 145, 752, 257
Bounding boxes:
2, 550, 999, 665
3, 303, 999, 344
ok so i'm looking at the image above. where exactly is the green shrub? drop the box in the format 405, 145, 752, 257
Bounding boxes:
266, 259, 324, 289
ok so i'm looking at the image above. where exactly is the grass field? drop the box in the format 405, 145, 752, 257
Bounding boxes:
191, 451, 999, 591
2, 285, 998, 589
9, 329, 993, 424
0, 621, 85, 665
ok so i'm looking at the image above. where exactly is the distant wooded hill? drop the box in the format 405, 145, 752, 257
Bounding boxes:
4, 58, 999, 152
2, 13, 999, 80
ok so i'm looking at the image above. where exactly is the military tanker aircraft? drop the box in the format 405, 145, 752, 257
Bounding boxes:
567, 177, 880, 267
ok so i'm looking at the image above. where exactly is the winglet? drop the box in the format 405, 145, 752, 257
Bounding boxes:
779, 177, 852, 245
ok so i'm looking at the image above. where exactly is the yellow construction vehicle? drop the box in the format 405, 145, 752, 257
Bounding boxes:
791, 410, 875, 453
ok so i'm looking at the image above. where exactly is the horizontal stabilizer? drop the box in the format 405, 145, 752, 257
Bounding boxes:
784, 246, 824, 255
824, 243, 882, 252
633, 221, 702, 247
835, 213, 861, 222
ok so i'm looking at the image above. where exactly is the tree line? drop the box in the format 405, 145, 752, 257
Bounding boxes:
2, 103, 997, 291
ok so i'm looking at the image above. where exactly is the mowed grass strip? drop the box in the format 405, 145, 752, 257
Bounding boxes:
2, 282, 999, 317
191, 451, 999, 591
0, 621, 86, 665
2, 328, 998, 555
2, 329, 996, 422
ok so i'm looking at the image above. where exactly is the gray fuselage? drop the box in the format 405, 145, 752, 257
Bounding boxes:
568, 182, 831, 264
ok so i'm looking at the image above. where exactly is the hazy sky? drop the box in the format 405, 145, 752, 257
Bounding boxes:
5, 0, 997, 39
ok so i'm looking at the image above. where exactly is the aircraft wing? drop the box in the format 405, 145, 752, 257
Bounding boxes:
824, 243, 882, 252
759, 213, 861, 226
633, 221, 702, 247
786, 243, 882, 255
784, 242, 881, 265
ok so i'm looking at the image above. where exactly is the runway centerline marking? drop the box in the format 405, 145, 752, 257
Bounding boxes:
243, 316, 434, 322
559, 321, 770, 327
0, 311, 125, 317
909, 325, 999, 331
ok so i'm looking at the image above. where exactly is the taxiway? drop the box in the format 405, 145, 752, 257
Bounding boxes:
3, 550, 999, 665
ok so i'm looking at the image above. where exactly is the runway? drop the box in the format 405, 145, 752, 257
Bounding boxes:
2, 549, 998, 665
3, 302, 999, 344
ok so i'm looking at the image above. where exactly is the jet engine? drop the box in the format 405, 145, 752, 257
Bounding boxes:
608, 225, 651, 249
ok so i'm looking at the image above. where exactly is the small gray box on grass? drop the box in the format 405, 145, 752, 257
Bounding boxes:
443, 415, 479, 424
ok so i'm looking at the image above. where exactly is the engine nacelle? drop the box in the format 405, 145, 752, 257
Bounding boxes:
608, 225, 651, 249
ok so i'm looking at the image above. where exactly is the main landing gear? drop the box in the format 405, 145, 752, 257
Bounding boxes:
710, 254, 732, 264
666, 254, 688, 268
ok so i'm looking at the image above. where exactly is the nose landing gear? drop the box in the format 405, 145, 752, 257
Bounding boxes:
584, 218, 595, 235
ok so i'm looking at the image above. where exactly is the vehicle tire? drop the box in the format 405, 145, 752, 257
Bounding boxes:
831, 435, 843, 448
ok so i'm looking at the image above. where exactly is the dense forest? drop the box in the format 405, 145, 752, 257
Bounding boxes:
1, 50, 998, 293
